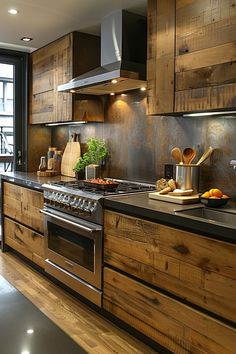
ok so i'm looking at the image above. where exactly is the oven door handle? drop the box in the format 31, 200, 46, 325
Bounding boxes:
40, 209, 100, 233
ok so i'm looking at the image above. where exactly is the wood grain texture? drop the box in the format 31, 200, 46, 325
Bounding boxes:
104, 267, 236, 354
176, 61, 236, 91
175, 42, 236, 73
3, 182, 44, 234
4, 217, 44, 268
175, 82, 236, 112
147, 0, 175, 115
104, 210, 236, 323
176, 0, 236, 54
0, 251, 157, 354
29, 32, 103, 124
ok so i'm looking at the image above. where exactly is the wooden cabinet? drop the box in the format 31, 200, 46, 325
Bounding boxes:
104, 210, 236, 353
147, 0, 236, 115
3, 182, 44, 268
30, 32, 104, 124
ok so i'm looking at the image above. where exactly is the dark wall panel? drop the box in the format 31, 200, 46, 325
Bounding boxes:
52, 91, 236, 199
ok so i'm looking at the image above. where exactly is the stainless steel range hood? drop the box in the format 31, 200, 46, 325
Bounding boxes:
58, 10, 147, 95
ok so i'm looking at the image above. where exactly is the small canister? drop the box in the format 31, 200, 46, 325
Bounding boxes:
175, 164, 199, 193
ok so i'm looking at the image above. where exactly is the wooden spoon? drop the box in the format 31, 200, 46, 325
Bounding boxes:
182, 147, 196, 164
196, 146, 214, 165
171, 147, 183, 164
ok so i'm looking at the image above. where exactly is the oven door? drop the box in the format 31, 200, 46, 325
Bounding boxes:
41, 207, 103, 306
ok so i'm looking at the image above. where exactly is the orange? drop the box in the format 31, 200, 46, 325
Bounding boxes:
212, 188, 223, 198
201, 191, 210, 198
208, 188, 215, 197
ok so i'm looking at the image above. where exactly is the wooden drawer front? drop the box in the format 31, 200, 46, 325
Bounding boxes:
3, 182, 44, 233
4, 217, 44, 268
104, 267, 236, 354
104, 210, 236, 322
3, 183, 21, 219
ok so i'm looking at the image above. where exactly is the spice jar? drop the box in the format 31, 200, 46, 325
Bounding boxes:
47, 147, 57, 170
53, 150, 63, 174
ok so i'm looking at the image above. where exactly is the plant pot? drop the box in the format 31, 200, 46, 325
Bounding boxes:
85, 164, 101, 180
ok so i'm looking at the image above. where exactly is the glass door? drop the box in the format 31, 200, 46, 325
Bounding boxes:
0, 63, 14, 172
0, 49, 28, 172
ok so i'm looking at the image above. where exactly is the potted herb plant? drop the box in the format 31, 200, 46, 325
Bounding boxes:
74, 137, 109, 179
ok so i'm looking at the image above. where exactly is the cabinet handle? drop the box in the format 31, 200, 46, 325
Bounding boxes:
174, 244, 189, 255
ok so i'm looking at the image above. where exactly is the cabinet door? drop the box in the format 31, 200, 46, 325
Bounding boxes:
175, 0, 236, 112
104, 210, 236, 323
104, 267, 236, 354
147, 0, 236, 115
30, 34, 73, 124
3, 182, 44, 233
4, 217, 44, 268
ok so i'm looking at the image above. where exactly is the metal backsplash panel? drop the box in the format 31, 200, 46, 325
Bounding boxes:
52, 91, 236, 199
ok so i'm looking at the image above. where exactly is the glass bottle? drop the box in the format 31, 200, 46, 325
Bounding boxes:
38, 156, 47, 171
47, 147, 57, 170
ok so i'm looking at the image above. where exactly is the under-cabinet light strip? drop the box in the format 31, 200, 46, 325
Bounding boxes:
183, 111, 236, 117
45, 121, 87, 127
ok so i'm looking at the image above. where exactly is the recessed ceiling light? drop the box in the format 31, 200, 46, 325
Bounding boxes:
26, 329, 34, 334
140, 87, 146, 91
110, 92, 115, 96
8, 8, 18, 15
21, 37, 33, 42
111, 79, 118, 84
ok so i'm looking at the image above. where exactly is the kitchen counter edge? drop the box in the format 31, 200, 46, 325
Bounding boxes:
0, 171, 75, 192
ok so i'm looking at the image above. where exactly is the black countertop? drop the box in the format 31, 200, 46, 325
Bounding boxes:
1, 172, 235, 244
104, 193, 236, 244
0, 171, 75, 191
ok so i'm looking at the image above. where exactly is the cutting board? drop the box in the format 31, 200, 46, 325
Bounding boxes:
149, 192, 200, 204
61, 133, 81, 177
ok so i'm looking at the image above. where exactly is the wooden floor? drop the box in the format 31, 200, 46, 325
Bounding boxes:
0, 250, 157, 354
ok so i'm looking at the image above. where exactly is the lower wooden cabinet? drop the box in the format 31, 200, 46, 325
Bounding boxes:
104, 210, 236, 353
3, 182, 44, 233
104, 267, 236, 354
2, 181, 45, 268
4, 217, 44, 268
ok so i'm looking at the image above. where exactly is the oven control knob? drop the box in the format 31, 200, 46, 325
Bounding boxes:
90, 202, 97, 212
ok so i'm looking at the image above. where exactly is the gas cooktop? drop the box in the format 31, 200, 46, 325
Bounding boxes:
47, 178, 155, 196
42, 178, 156, 225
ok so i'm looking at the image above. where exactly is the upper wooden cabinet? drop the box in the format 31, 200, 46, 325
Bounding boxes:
147, 0, 236, 115
29, 32, 104, 124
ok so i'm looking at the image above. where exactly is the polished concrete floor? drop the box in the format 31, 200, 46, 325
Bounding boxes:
0, 274, 86, 354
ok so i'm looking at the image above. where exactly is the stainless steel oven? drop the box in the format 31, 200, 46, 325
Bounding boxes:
41, 178, 155, 308
41, 207, 103, 307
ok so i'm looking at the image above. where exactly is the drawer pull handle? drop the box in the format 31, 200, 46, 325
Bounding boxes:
174, 244, 189, 255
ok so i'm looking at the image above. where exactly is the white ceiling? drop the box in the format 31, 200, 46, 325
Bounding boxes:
0, 0, 147, 52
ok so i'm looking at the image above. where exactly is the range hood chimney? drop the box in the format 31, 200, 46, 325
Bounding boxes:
58, 10, 147, 95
